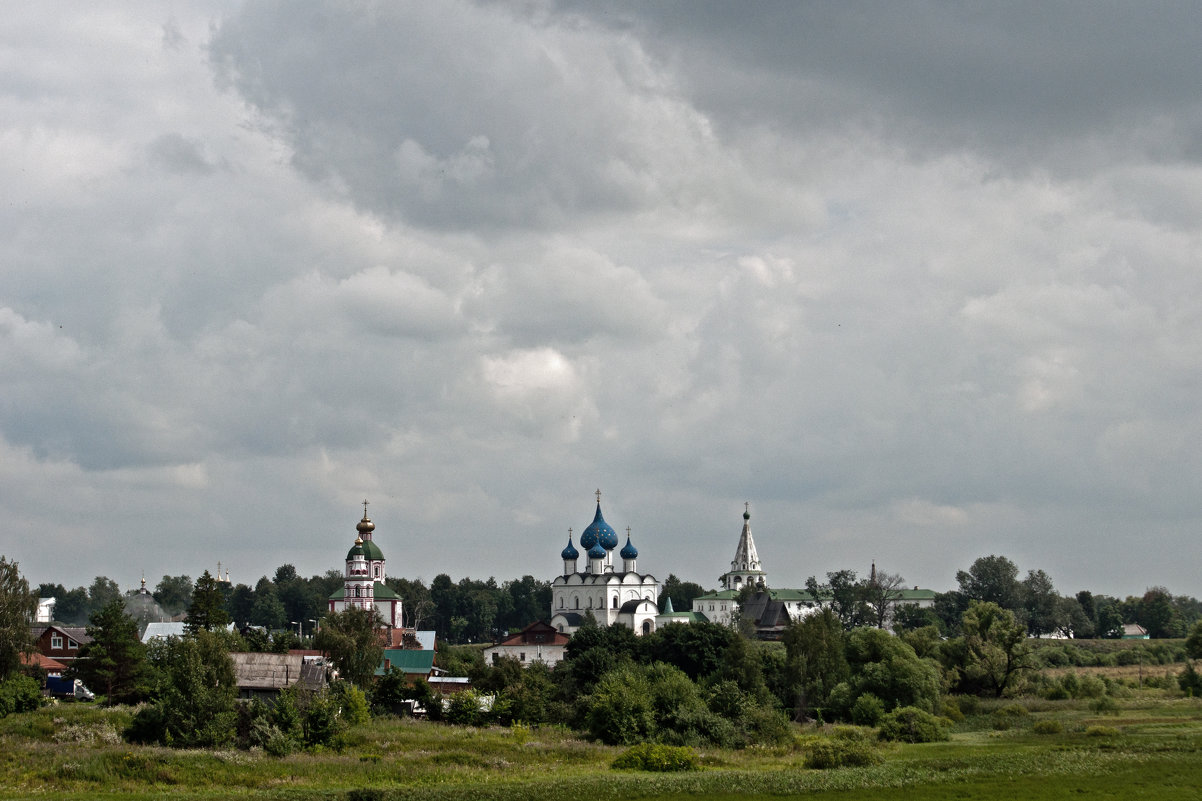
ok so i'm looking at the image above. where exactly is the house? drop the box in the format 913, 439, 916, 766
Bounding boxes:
654, 597, 707, 627
483, 621, 570, 667
229, 652, 327, 700
376, 649, 437, 681
30, 625, 91, 667
736, 591, 794, 640
1122, 623, 1150, 640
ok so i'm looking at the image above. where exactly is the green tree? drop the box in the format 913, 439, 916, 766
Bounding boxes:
832, 627, 941, 716
250, 577, 286, 630
0, 557, 36, 680
314, 606, 383, 688
955, 555, 1021, 611
646, 621, 737, 681
137, 629, 238, 747
956, 601, 1034, 697
87, 576, 122, 617
782, 608, 848, 720
1021, 569, 1065, 637
1138, 587, 1183, 639
70, 599, 151, 705
1185, 620, 1202, 662
185, 571, 231, 633
806, 570, 869, 630
152, 575, 193, 615
660, 574, 707, 613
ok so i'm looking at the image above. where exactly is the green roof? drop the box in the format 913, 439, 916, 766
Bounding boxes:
692, 587, 934, 604
377, 649, 436, 676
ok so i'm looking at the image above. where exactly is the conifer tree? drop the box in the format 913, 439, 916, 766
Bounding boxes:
185, 571, 230, 633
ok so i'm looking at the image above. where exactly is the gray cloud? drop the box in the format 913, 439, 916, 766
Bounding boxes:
1, 1, 1201, 601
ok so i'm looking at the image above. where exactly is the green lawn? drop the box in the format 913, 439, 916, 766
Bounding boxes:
2, 694, 1201, 801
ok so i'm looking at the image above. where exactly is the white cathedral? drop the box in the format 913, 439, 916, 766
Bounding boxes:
549, 491, 661, 636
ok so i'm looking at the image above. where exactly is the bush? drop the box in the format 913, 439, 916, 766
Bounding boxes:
1179, 662, 1202, 697
849, 693, 884, 727
611, 743, 698, 772
939, 698, 965, 722
805, 736, 883, 769
1090, 696, 1120, 716
1032, 719, 1064, 735
877, 706, 950, 743
0, 676, 42, 717
1085, 724, 1119, 737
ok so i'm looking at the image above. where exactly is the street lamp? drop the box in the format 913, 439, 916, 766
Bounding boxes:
291, 620, 301, 637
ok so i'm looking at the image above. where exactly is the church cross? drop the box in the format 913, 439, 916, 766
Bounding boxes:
595, 488, 602, 504
362, 498, 370, 517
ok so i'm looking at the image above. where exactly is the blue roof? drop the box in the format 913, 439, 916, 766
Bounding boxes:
620, 535, 638, 559
582, 503, 618, 551
561, 535, 579, 560
587, 541, 606, 559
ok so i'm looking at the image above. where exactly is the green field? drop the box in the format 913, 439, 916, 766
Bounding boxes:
3, 692, 1201, 801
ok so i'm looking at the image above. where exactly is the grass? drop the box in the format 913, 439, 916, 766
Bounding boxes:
2, 693, 1201, 801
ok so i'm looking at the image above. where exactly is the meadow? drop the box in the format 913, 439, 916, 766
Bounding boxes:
2, 685, 1201, 801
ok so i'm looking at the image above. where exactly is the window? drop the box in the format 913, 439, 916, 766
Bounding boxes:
642, 621, 651, 635
354, 587, 361, 598
520, 652, 526, 662
559, 597, 564, 608
50, 634, 63, 649
612, 596, 618, 609
68, 639, 78, 650
374, 566, 380, 577
574, 597, 579, 609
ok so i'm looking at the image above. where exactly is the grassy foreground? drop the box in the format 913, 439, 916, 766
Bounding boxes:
2, 692, 1201, 801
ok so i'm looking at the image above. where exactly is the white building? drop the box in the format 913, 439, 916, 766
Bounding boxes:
549, 492, 661, 636
327, 503, 403, 628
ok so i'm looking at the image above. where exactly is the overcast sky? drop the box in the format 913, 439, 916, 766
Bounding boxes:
5, 2, 1202, 601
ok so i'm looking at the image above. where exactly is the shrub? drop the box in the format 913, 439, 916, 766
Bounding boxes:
1179, 662, 1202, 697
444, 689, 483, 726
611, 743, 698, 772
1085, 724, 1119, 737
939, 698, 964, 722
1090, 696, 1120, 716
0, 676, 42, 717
850, 693, 884, 727
1032, 719, 1063, 735
878, 706, 949, 743
805, 736, 883, 769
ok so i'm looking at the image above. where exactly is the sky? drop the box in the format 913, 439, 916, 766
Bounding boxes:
4, 2, 1202, 601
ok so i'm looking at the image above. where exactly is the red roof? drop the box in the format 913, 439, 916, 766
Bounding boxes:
492, 621, 570, 648
21, 652, 66, 671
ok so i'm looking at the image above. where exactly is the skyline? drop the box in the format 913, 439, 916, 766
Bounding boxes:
4, 3, 1202, 598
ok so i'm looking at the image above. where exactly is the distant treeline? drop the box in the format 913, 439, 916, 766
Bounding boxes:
35, 553, 1202, 643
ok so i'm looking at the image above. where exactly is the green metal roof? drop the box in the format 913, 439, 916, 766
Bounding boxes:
376, 649, 436, 676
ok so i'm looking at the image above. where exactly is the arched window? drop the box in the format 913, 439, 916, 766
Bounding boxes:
354, 587, 361, 598
559, 597, 564, 608
374, 566, 380, 577
588, 597, 593, 608
642, 621, 651, 635
574, 597, 579, 609
612, 595, 618, 609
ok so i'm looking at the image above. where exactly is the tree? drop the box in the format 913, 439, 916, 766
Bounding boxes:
660, 574, 707, 613
862, 569, 907, 629
87, 577, 123, 617
1186, 620, 1202, 662
955, 555, 1021, 611
782, 608, 848, 720
956, 601, 1034, 697
314, 606, 384, 688
185, 571, 230, 633
1021, 569, 1066, 637
70, 599, 151, 705
832, 627, 941, 716
0, 557, 36, 680
805, 570, 869, 629
250, 577, 286, 630
152, 575, 193, 615
131, 629, 237, 747
1138, 587, 1183, 639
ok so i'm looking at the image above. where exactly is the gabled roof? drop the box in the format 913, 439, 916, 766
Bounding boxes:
21, 652, 66, 671
230, 652, 325, 691
489, 621, 571, 648
378, 649, 436, 676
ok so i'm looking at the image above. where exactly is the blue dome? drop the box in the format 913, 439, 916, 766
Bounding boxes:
620, 536, 639, 560
582, 503, 619, 551
587, 542, 606, 559
561, 535, 579, 560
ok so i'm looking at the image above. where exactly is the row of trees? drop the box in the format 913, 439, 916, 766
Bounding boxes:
35, 567, 553, 644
